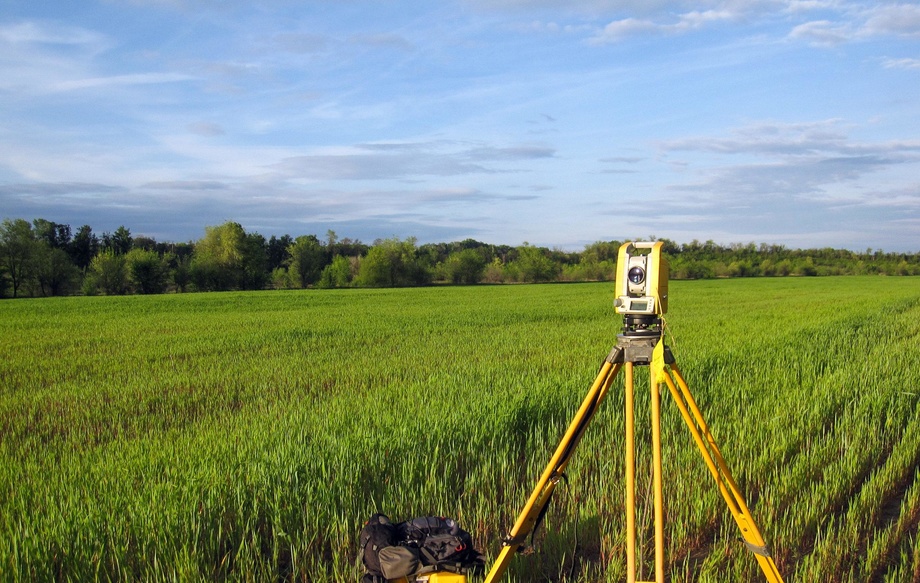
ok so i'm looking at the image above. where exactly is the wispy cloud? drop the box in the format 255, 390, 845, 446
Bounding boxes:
49, 72, 196, 92
273, 152, 491, 181
0, 21, 104, 94
466, 145, 555, 160
810, 184, 920, 209
271, 142, 555, 181
140, 180, 229, 190
661, 119, 920, 159
0, 19, 196, 97
788, 20, 854, 46
861, 4, 920, 38
600, 156, 643, 163
0, 181, 123, 197
0, 20, 106, 47
788, 3, 920, 46
659, 120, 920, 212
590, 9, 736, 43
881, 57, 920, 70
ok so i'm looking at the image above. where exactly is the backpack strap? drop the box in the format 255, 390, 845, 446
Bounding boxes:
418, 545, 439, 565
413, 564, 440, 576
413, 562, 471, 576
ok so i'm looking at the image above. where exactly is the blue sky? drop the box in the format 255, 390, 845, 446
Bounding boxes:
1, 1, 919, 251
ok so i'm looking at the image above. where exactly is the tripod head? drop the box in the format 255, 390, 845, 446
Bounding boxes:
614, 242, 668, 337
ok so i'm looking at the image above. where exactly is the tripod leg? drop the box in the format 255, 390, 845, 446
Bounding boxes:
483, 356, 623, 583
663, 364, 785, 583
651, 371, 665, 583
625, 362, 637, 583
627, 361, 666, 583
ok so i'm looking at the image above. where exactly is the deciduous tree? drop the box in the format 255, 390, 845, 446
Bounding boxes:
89, 250, 128, 295
102, 226, 133, 255
443, 248, 486, 284
356, 237, 430, 287
0, 218, 38, 298
32, 219, 71, 250
318, 255, 353, 288
191, 222, 246, 291
126, 248, 169, 294
239, 232, 268, 290
288, 235, 325, 288
267, 234, 293, 272
515, 243, 559, 283
34, 244, 79, 296
70, 225, 99, 271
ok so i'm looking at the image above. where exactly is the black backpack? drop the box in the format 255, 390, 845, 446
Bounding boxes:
360, 514, 485, 581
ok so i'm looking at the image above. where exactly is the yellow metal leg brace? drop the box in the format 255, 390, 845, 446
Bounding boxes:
661, 364, 784, 583
483, 358, 622, 583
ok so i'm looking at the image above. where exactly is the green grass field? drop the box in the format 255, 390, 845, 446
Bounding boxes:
1, 278, 919, 582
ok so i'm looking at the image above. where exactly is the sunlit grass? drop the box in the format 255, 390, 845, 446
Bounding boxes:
1, 277, 918, 581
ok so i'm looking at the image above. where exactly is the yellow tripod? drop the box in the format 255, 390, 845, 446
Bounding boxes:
483, 331, 784, 583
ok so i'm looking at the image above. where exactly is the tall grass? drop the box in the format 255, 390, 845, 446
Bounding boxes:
0, 277, 918, 581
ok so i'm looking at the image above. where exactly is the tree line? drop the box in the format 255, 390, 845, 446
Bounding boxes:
1, 217, 918, 298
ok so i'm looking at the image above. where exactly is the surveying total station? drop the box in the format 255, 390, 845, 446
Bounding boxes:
479, 241, 784, 583
384, 242, 783, 583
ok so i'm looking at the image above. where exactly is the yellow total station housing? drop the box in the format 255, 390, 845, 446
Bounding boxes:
614, 241, 669, 317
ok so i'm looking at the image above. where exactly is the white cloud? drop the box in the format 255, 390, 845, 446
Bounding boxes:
862, 4, 920, 38
881, 57, 920, 69
590, 9, 736, 43
788, 19, 853, 45
0, 21, 106, 48
781, 1, 843, 14
787, 3, 920, 46
593, 17, 658, 41
49, 72, 196, 93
